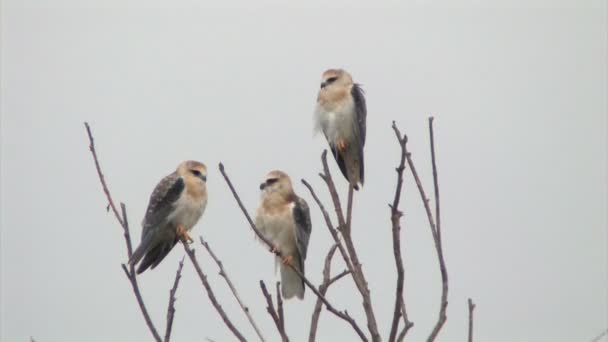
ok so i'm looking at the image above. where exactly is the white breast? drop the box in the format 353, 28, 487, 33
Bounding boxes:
255, 204, 297, 255
168, 193, 207, 231
314, 100, 356, 145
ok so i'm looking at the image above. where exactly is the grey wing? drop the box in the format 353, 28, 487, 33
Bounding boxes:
351, 83, 367, 183
351, 83, 367, 146
292, 196, 312, 261
141, 172, 185, 238
129, 172, 184, 268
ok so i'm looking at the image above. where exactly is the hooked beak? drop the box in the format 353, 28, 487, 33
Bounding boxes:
259, 183, 266, 190
320, 82, 327, 89
200, 174, 207, 182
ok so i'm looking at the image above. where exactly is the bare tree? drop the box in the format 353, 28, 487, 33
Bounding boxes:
85, 118, 474, 341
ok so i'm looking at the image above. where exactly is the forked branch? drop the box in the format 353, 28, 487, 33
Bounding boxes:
388, 122, 414, 342
309, 244, 350, 342
200, 237, 266, 342
85, 122, 162, 342
318, 151, 381, 342
259, 281, 289, 342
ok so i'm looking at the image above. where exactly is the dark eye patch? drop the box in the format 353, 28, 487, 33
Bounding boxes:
266, 178, 278, 185
191, 169, 202, 176
326, 76, 338, 84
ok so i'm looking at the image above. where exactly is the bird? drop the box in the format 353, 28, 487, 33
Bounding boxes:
255, 170, 312, 299
129, 160, 208, 274
314, 68, 367, 190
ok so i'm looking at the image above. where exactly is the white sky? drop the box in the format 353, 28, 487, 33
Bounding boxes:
1, 0, 606, 341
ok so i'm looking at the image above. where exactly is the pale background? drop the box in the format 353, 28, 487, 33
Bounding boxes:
1, 0, 606, 341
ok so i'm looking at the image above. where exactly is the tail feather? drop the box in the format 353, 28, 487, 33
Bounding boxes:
136, 239, 177, 274
129, 233, 154, 268
280, 255, 305, 300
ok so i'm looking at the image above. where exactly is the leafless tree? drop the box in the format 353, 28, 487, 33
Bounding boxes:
85, 117, 474, 341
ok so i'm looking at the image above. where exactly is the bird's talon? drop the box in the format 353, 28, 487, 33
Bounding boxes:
337, 139, 347, 152
282, 255, 294, 266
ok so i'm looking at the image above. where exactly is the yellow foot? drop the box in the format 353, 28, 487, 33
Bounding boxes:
176, 225, 194, 244
336, 139, 347, 153
282, 255, 294, 266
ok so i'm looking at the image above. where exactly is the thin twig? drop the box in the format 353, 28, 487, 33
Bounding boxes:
85, 122, 162, 342
260, 281, 289, 342
164, 257, 185, 342
309, 244, 349, 342
301, 179, 355, 278
388, 122, 413, 342
467, 298, 476, 342
181, 242, 246, 342
424, 117, 449, 342
219, 163, 368, 341
590, 329, 608, 342
200, 237, 266, 342
319, 152, 381, 342
276, 282, 287, 341
396, 302, 414, 342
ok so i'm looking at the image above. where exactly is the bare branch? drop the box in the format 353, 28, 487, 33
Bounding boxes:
396, 302, 414, 342
276, 282, 287, 341
260, 280, 289, 342
398, 118, 448, 341
181, 242, 246, 342
199, 237, 266, 342
318, 152, 381, 342
164, 257, 185, 342
424, 117, 449, 342
219, 163, 368, 341
590, 329, 608, 342
84, 122, 125, 228
85, 122, 161, 342
388, 122, 413, 342
467, 298, 476, 342
301, 179, 355, 278
309, 244, 349, 342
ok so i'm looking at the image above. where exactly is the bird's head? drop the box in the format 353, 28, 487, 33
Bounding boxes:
177, 160, 208, 183
259, 170, 294, 198
317, 69, 354, 107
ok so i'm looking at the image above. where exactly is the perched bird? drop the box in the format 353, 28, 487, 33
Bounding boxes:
255, 170, 312, 299
314, 68, 367, 190
130, 160, 208, 274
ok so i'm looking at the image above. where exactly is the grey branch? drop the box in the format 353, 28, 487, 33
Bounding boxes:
259, 280, 289, 342
276, 282, 287, 341
467, 298, 476, 342
219, 162, 368, 341
200, 236, 266, 342
318, 151, 381, 342
164, 257, 185, 342
85, 122, 162, 342
181, 242, 246, 341
309, 244, 350, 342
400, 118, 449, 341
388, 122, 414, 342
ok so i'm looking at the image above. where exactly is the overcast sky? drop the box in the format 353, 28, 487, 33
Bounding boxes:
1, 0, 606, 341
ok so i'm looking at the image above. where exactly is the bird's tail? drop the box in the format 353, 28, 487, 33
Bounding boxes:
279, 255, 305, 300
129, 234, 153, 269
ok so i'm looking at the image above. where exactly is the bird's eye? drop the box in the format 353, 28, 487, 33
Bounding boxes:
266, 178, 278, 185
326, 77, 338, 84
191, 169, 202, 176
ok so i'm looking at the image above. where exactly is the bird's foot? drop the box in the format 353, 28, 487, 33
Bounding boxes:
270, 244, 280, 254
176, 225, 194, 244
282, 255, 294, 266
336, 139, 347, 153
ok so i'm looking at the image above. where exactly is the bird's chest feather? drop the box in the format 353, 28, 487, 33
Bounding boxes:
256, 204, 296, 252
169, 192, 207, 230
315, 100, 356, 144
